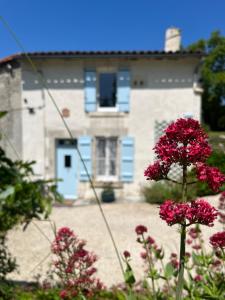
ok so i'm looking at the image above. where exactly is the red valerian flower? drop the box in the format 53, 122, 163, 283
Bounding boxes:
59, 290, 68, 299
160, 199, 217, 227
146, 236, 155, 245
188, 227, 201, 239
159, 200, 189, 226
186, 199, 218, 227
123, 250, 131, 258
140, 251, 147, 260
144, 160, 170, 181
52, 227, 104, 297
192, 244, 201, 251
154, 118, 211, 166
196, 163, 225, 192
210, 231, 225, 249
194, 275, 203, 282
135, 225, 148, 235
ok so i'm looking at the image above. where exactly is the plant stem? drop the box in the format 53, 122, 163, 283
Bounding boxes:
176, 224, 186, 300
142, 237, 156, 299
176, 164, 187, 300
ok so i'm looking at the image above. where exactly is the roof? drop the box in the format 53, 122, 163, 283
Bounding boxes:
0, 50, 203, 65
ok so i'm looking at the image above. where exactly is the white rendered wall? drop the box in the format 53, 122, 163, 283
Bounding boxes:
21, 57, 201, 200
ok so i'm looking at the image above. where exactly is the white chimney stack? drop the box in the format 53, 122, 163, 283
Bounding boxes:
164, 27, 181, 52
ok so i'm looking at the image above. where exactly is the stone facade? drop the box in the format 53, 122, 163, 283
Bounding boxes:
0, 62, 22, 159
0, 53, 202, 202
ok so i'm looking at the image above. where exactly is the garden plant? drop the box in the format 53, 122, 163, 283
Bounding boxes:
142, 118, 225, 299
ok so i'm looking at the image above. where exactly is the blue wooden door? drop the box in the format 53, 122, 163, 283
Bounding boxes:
56, 141, 77, 199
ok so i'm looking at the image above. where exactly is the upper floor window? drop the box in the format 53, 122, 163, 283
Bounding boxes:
98, 73, 117, 108
84, 69, 130, 113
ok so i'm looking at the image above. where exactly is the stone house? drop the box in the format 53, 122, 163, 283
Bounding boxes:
0, 28, 203, 202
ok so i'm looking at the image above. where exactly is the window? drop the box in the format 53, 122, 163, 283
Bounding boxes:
98, 73, 117, 109
96, 137, 117, 179
84, 69, 130, 113
64, 155, 71, 168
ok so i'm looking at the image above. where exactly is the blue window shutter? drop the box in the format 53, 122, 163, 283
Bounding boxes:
120, 137, 134, 182
84, 70, 96, 112
78, 136, 92, 181
117, 70, 130, 112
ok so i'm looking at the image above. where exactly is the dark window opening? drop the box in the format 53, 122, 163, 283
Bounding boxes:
65, 155, 71, 168
58, 139, 77, 147
99, 73, 117, 107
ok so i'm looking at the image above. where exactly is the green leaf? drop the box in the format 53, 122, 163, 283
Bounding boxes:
0, 111, 8, 118
124, 262, 136, 286
192, 252, 202, 265
164, 262, 175, 279
0, 186, 15, 200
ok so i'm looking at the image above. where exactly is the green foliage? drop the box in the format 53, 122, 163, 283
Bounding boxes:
0, 147, 61, 233
188, 31, 225, 130
142, 182, 196, 204
0, 235, 17, 280
0, 112, 62, 279
124, 262, 136, 287
0, 284, 61, 300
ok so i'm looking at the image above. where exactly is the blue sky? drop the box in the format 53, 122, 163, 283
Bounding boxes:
0, 0, 225, 58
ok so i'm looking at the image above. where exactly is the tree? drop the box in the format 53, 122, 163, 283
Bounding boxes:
0, 113, 61, 279
188, 31, 225, 131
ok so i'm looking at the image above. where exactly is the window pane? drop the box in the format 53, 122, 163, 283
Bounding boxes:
99, 73, 117, 107
97, 158, 106, 175
108, 138, 117, 159
109, 159, 116, 175
97, 138, 106, 158
108, 138, 117, 175
96, 138, 106, 175
65, 155, 71, 168
96, 137, 117, 177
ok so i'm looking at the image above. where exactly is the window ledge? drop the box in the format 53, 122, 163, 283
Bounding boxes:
88, 112, 127, 118
93, 181, 123, 189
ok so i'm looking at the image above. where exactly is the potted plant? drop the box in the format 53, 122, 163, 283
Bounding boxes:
101, 184, 115, 203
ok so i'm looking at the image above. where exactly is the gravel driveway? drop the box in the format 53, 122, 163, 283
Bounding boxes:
7, 196, 221, 287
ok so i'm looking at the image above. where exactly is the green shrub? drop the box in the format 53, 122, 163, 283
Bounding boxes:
142, 182, 196, 204
0, 235, 17, 280
142, 180, 199, 204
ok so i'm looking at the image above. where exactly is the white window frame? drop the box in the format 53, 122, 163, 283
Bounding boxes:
95, 137, 118, 181
96, 68, 118, 112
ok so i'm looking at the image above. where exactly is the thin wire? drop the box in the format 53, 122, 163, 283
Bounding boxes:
0, 16, 124, 276
29, 252, 52, 275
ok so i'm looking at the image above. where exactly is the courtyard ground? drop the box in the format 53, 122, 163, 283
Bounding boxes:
7, 195, 221, 287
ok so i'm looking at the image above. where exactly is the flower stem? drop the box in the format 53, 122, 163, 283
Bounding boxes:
176, 163, 187, 300
176, 224, 186, 300
142, 237, 156, 299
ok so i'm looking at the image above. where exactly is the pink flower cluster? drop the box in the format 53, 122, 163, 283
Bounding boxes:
159, 199, 217, 226
154, 118, 211, 166
144, 118, 225, 193
210, 231, 225, 249
144, 160, 170, 181
51, 227, 104, 298
196, 163, 225, 192
135, 225, 148, 235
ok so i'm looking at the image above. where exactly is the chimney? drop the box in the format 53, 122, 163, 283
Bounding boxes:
164, 27, 181, 52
